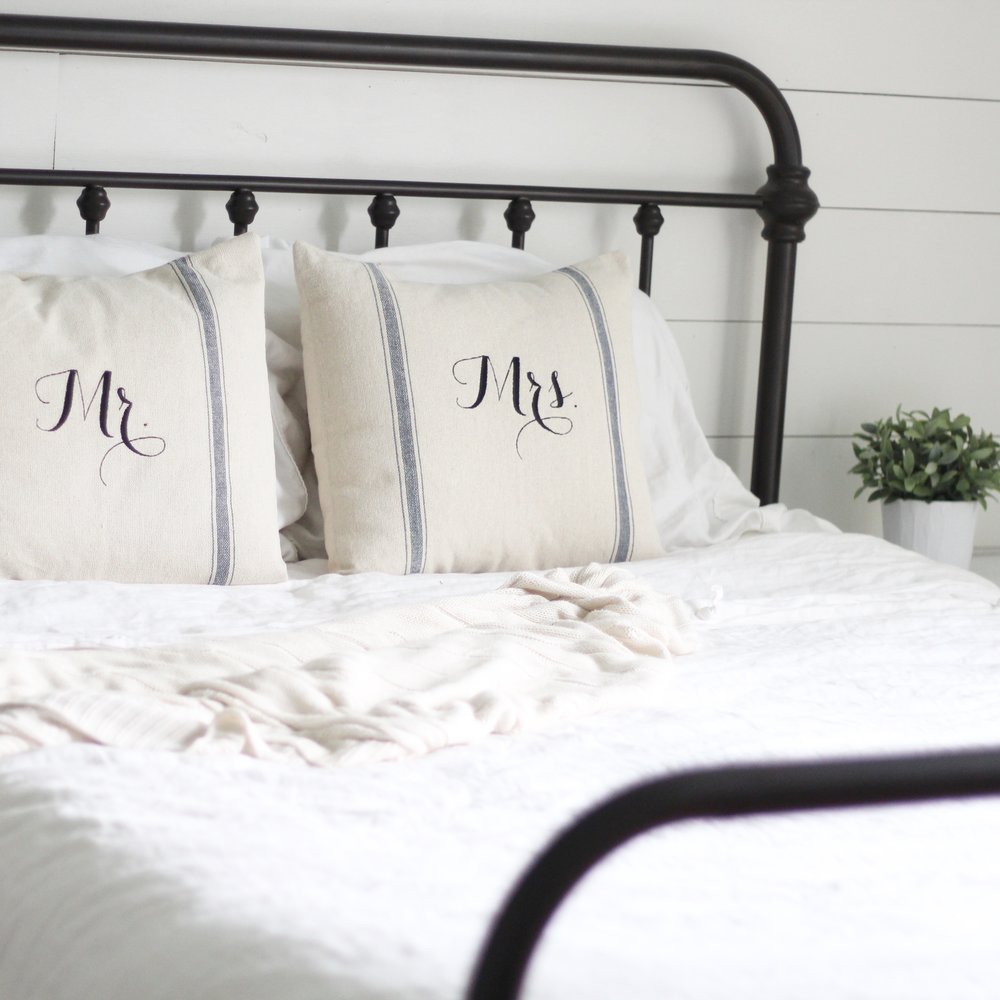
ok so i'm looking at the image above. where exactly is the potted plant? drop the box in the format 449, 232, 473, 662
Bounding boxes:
850, 406, 1000, 568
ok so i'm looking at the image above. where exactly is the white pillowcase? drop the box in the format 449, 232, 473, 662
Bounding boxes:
0, 233, 769, 564
293, 243, 662, 573
257, 236, 767, 556
0, 233, 309, 562
0, 236, 286, 584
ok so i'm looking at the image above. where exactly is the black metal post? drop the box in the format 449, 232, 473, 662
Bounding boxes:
76, 184, 110, 234
225, 187, 259, 235
632, 202, 663, 295
751, 164, 819, 504
368, 193, 400, 248
504, 196, 535, 250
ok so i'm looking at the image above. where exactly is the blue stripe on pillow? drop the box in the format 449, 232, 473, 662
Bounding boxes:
171, 256, 235, 585
559, 265, 633, 562
364, 264, 426, 574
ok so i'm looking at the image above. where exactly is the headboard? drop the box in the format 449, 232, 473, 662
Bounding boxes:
0, 13, 819, 505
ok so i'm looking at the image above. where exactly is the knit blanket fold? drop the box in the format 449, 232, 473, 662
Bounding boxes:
0, 564, 698, 766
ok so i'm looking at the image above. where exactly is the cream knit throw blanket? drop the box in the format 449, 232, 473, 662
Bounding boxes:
0, 565, 698, 766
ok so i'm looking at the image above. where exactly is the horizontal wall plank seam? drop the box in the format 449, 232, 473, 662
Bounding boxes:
708, 434, 998, 442
821, 206, 1000, 218
784, 87, 1000, 105
39, 54, 1000, 105
669, 320, 1000, 329
35, 52, 1000, 104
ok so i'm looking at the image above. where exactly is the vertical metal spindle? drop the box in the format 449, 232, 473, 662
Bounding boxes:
76, 185, 110, 235
226, 188, 259, 235
632, 203, 663, 295
367, 193, 400, 248
751, 240, 797, 506
751, 163, 819, 504
504, 197, 535, 250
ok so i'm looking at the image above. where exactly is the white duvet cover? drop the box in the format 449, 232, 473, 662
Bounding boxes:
1, 530, 999, 1000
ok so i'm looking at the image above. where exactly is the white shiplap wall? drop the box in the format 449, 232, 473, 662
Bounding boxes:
2, 0, 998, 548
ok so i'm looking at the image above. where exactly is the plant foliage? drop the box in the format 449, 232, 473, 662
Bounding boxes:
850, 407, 1000, 508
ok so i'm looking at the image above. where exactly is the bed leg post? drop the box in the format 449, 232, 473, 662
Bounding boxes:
752, 164, 818, 504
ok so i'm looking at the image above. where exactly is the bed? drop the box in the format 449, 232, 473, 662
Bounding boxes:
2, 13, 1000, 1000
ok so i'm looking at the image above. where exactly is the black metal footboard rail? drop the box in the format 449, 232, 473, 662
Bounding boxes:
466, 747, 1000, 1000
0, 13, 819, 504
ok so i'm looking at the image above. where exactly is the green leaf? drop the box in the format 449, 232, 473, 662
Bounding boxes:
851, 407, 1000, 505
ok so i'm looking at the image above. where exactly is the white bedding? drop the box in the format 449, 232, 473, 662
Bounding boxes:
2, 530, 999, 1000
0, 565, 698, 765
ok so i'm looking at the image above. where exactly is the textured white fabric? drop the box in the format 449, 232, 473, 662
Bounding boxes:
0, 507, 831, 652
262, 236, 797, 558
0, 234, 309, 557
295, 244, 662, 573
0, 564, 696, 765
0, 235, 285, 584
0, 532, 998, 1000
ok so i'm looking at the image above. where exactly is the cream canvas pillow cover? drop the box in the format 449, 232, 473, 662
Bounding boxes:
0, 234, 286, 584
294, 242, 662, 574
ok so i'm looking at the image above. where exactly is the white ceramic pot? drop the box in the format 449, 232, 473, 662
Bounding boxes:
881, 499, 978, 569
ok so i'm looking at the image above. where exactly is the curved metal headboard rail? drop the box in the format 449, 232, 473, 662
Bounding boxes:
0, 16, 801, 163
0, 13, 819, 503
466, 746, 1000, 1000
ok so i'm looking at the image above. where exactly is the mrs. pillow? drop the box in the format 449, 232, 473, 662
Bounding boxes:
0, 234, 286, 584
294, 242, 662, 574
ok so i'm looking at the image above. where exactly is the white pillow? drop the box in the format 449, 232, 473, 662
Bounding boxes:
0, 236, 286, 584
294, 243, 662, 573
258, 236, 764, 556
0, 233, 308, 561
0, 233, 766, 562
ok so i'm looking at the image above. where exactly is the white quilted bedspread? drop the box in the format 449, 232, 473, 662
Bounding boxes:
1, 531, 999, 1000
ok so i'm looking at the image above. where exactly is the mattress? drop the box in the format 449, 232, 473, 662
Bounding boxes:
2, 529, 999, 1000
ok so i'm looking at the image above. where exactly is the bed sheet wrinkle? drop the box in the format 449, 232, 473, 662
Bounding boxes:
0, 564, 699, 765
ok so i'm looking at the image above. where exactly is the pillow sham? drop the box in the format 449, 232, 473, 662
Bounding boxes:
294, 241, 663, 574
0, 235, 286, 584
259, 237, 771, 560
0, 233, 309, 562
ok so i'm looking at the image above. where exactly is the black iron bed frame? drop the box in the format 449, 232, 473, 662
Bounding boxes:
0, 11, 819, 506
467, 746, 1000, 1000
1, 16, 998, 999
